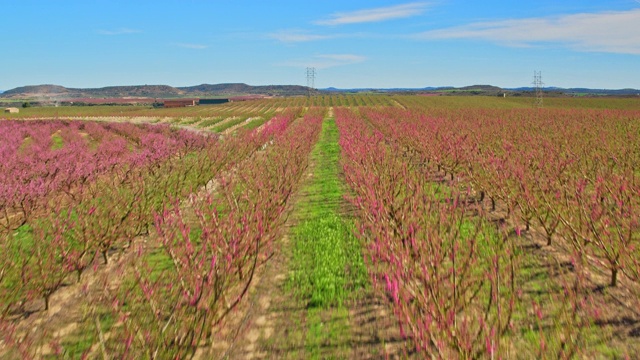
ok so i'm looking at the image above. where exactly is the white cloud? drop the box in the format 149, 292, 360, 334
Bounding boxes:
317, 54, 366, 62
175, 43, 208, 49
280, 54, 366, 69
316, 2, 430, 25
97, 28, 141, 35
269, 30, 336, 43
415, 9, 640, 54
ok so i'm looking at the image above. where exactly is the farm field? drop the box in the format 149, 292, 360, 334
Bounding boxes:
4, 94, 640, 121
1, 95, 640, 359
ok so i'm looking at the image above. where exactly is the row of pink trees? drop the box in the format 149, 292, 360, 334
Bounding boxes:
336, 106, 629, 357
0, 112, 300, 316
0, 110, 309, 357
361, 107, 640, 289
99, 108, 324, 358
0, 120, 210, 231
337, 108, 521, 358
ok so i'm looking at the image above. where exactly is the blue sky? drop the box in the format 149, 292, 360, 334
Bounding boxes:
1, 0, 639, 89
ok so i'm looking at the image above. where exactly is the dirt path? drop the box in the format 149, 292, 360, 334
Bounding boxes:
211, 232, 306, 359
390, 99, 406, 109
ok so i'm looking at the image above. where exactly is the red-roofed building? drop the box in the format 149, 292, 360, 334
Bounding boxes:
163, 99, 198, 108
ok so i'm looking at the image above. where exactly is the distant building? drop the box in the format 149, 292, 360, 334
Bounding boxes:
199, 98, 229, 105
4, 107, 19, 113
163, 99, 198, 108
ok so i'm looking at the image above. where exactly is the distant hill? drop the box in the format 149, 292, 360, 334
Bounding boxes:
321, 85, 640, 96
0, 83, 311, 100
3, 85, 71, 98
320, 85, 503, 94
87, 85, 185, 98
507, 87, 640, 96
323, 86, 443, 92
459, 85, 502, 92
178, 83, 309, 96
2, 83, 639, 100
2, 84, 185, 99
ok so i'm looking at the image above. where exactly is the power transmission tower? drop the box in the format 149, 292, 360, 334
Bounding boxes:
533, 71, 544, 108
306, 67, 316, 97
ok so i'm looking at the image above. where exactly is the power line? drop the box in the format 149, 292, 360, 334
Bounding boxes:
533, 71, 544, 109
306, 67, 316, 97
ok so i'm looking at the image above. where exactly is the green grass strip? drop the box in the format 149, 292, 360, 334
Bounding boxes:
304, 307, 352, 358
197, 117, 224, 128
51, 133, 64, 150
287, 117, 367, 308
285, 115, 368, 359
212, 117, 247, 133
242, 117, 267, 131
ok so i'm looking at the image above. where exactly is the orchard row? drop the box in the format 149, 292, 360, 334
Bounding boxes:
338, 106, 640, 358
0, 109, 323, 357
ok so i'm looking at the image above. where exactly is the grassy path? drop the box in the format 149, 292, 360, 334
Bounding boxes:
224, 110, 408, 359
284, 113, 368, 359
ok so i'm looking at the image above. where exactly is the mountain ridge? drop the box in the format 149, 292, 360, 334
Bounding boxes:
0, 83, 311, 99
2, 83, 639, 100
